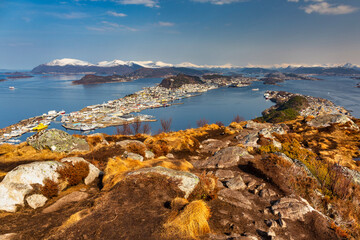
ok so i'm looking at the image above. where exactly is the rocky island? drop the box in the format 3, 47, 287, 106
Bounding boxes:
72, 74, 133, 85
159, 74, 205, 88
261, 72, 319, 85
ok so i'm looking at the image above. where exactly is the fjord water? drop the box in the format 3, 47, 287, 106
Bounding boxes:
0, 73, 359, 139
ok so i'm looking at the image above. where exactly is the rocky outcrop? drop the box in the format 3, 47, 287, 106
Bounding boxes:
196, 146, 254, 169
27, 129, 89, 153
307, 114, 359, 130
159, 74, 204, 89
127, 166, 199, 198
271, 196, 314, 221
0, 158, 99, 212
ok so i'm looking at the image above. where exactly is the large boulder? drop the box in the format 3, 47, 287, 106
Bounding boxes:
0, 159, 99, 212
307, 114, 359, 130
127, 166, 199, 198
200, 139, 230, 155
27, 129, 90, 153
271, 196, 314, 221
196, 146, 254, 169
0, 161, 62, 212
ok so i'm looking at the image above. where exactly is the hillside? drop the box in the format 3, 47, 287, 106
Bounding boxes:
126, 67, 208, 79
0, 93, 359, 239
159, 74, 204, 89
72, 74, 132, 85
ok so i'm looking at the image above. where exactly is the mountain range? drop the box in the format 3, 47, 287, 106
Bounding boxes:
31, 58, 360, 75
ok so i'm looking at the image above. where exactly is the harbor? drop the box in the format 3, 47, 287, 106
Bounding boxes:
0, 75, 256, 143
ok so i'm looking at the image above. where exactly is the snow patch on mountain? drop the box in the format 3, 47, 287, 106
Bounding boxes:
46, 58, 94, 66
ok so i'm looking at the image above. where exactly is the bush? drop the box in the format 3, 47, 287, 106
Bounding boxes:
196, 119, 208, 128
188, 171, 218, 201
126, 142, 146, 157
57, 161, 90, 186
40, 178, 59, 198
215, 121, 224, 127
232, 114, 245, 123
149, 141, 169, 157
160, 118, 172, 133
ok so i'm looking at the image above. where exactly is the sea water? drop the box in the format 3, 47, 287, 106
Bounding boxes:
0, 73, 359, 139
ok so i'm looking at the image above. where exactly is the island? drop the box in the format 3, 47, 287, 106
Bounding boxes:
72, 74, 133, 85
261, 72, 319, 85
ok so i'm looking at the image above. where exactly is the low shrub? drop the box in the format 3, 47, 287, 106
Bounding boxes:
57, 161, 90, 186
126, 142, 146, 157
40, 178, 59, 198
188, 171, 218, 201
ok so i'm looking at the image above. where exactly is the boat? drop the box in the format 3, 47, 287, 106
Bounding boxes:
252, 88, 259, 91
9, 86, 15, 90
32, 122, 48, 131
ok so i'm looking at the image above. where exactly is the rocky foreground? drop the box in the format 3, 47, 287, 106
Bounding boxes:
0, 95, 360, 239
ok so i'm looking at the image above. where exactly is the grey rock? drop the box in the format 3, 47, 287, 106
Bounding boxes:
26, 194, 48, 209
61, 157, 100, 185
27, 129, 89, 153
145, 150, 155, 159
197, 146, 254, 169
122, 151, 144, 162
218, 188, 252, 209
226, 175, 246, 190
259, 188, 277, 198
245, 121, 269, 130
166, 153, 175, 159
271, 196, 314, 221
43, 191, 89, 213
307, 114, 359, 130
0, 161, 62, 212
127, 166, 199, 198
215, 170, 234, 180
200, 139, 230, 155
241, 132, 259, 148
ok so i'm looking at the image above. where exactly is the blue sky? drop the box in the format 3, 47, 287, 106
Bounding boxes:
1, 0, 360, 69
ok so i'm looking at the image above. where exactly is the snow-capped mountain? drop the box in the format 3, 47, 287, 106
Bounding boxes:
46, 58, 94, 67
33, 58, 360, 75
44, 58, 175, 69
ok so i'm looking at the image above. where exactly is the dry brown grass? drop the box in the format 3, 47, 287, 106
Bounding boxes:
57, 161, 90, 186
163, 200, 211, 239
188, 171, 218, 201
40, 178, 59, 198
0, 143, 65, 163
126, 142, 146, 157
103, 157, 193, 191
59, 209, 91, 230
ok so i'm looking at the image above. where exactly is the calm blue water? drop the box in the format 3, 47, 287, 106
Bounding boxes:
0, 73, 359, 140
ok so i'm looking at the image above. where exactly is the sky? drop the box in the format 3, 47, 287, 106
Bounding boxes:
0, 0, 360, 69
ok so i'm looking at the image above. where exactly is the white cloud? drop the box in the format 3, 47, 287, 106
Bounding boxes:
118, 0, 159, 8
158, 21, 174, 27
192, 0, 247, 5
107, 11, 127, 17
50, 12, 88, 19
87, 21, 138, 32
302, 2, 357, 15
287, 0, 299, 2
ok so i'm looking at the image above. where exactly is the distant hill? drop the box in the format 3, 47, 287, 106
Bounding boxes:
72, 74, 131, 85
126, 67, 208, 79
292, 67, 360, 75
31, 64, 142, 75
241, 68, 277, 74
159, 74, 204, 88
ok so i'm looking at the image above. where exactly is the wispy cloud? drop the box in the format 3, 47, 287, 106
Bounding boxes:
118, 0, 159, 8
302, 2, 357, 15
49, 12, 88, 19
158, 21, 174, 27
192, 0, 248, 5
107, 11, 127, 17
87, 21, 138, 32
287, 0, 358, 15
